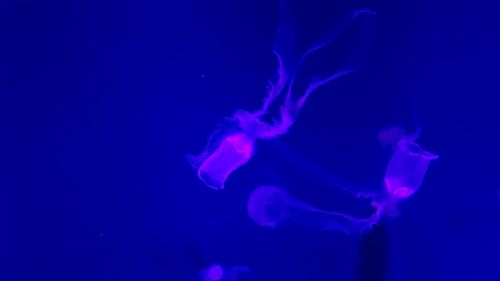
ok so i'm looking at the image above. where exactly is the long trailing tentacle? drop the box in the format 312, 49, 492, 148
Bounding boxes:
259, 8, 376, 138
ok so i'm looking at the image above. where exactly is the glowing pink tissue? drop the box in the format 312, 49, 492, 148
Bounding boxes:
193, 133, 255, 190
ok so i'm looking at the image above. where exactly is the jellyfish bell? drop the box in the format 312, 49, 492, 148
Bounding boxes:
199, 264, 250, 281
188, 110, 267, 190
247, 185, 289, 229
203, 264, 224, 281
384, 138, 438, 199
247, 185, 381, 233
194, 132, 255, 190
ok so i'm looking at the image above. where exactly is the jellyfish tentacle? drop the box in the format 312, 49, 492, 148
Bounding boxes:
408, 97, 423, 141
267, 139, 378, 197
256, 51, 288, 117
287, 196, 381, 233
283, 8, 376, 104
190, 3, 376, 189
295, 69, 357, 112
248, 185, 382, 233
253, 0, 296, 118
266, 8, 376, 137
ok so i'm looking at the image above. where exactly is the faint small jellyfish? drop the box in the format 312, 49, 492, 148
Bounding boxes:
379, 126, 438, 199
247, 185, 382, 232
199, 263, 250, 281
189, 2, 375, 189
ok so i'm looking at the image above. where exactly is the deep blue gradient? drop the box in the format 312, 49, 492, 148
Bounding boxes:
0, 0, 499, 281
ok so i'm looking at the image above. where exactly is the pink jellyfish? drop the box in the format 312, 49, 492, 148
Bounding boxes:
199, 263, 250, 281
189, 1, 375, 189
188, 127, 256, 189
379, 126, 438, 200
247, 185, 382, 232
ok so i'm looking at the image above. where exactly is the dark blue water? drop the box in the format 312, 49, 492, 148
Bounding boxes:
0, 0, 499, 280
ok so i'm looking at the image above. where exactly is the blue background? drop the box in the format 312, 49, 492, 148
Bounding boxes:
0, 0, 499, 280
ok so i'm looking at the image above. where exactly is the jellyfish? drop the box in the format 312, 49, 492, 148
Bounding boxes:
188, 129, 256, 189
383, 138, 438, 199
198, 263, 250, 281
379, 126, 438, 199
189, 0, 375, 189
247, 185, 382, 232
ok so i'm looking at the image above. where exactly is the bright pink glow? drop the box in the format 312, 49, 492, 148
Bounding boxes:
194, 133, 255, 190
385, 184, 415, 199
384, 138, 438, 198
